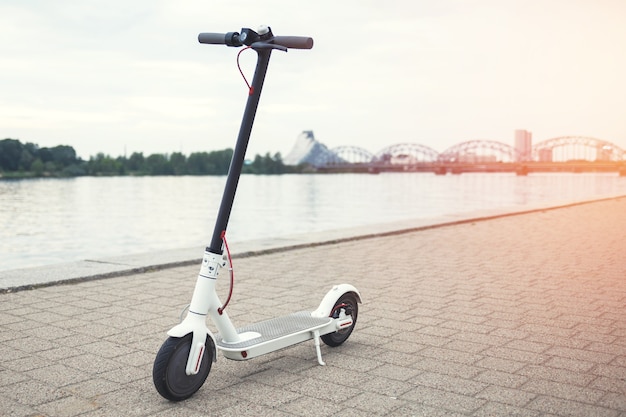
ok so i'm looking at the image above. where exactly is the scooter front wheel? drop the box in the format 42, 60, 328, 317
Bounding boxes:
153, 334, 212, 401
321, 292, 359, 347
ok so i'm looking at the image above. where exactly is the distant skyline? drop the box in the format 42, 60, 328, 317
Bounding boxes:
2, 0, 625, 159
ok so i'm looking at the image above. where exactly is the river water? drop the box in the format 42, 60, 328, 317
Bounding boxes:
2, 172, 626, 272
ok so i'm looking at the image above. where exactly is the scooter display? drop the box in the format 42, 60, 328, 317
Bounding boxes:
152, 26, 361, 402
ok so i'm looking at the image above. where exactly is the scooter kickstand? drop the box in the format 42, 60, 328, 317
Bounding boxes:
313, 330, 326, 366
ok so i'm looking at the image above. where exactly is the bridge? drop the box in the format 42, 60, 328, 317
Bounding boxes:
303, 135, 626, 175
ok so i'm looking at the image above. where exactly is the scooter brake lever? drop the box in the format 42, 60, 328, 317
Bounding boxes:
251, 42, 288, 52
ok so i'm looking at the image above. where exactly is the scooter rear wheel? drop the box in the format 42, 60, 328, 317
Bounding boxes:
153, 334, 212, 401
321, 292, 359, 347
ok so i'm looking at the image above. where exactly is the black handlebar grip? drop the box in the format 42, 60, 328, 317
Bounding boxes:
272, 36, 314, 49
198, 33, 227, 44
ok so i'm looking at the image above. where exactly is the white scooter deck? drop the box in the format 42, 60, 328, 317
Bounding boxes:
215, 311, 334, 364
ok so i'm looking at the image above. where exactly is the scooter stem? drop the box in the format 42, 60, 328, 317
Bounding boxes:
208, 47, 273, 254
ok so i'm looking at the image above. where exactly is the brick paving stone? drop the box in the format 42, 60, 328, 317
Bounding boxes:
2, 399, 39, 417
591, 363, 626, 380
598, 392, 626, 412
503, 338, 551, 354
0, 368, 30, 387
610, 355, 626, 368
343, 391, 406, 415
410, 356, 484, 380
521, 378, 607, 404
482, 346, 550, 365
1, 197, 626, 416
543, 356, 597, 373
286, 376, 362, 402
410, 332, 450, 347
475, 356, 527, 374
473, 369, 529, 389
411, 371, 488, 396
445, 339, 490, 354
63, 377, 122, 399
36, 395, 99, 417
545, 345, 616, 364
419, 345, 484, 366
25, 363, 91, 388
277, 395, 346, 417
220, 379, 301, 407
400, 385, 487, 414
476, 384, 537, 407
527, 395, 621, 417
368, 363, 422, 381
517, 364, 598, 387
525, 332, 592, 350
381, 338, 425, 354
368, 349, 420, 368
212, 401, 293, 417
0, 379, 70, 406
392, 402, 468, 417
594, 374, 626, 400
244, 366, 305, 387
61, 353, 124, 374
450, 329, 513, 347
357, 366, 409, 394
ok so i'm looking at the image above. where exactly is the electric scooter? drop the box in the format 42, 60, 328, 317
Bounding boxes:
152, 26, 361, 402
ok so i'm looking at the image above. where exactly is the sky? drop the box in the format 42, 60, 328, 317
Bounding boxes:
1, 0, 625, 160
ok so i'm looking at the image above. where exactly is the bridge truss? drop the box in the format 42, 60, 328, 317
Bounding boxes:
439, 140, 521, 163
533, 136, 626, 162
374, 143, 440, 164
323, 146, 374, 165
313, 136, 625, 168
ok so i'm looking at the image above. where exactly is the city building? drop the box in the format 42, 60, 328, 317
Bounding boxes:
514, 129, 532, 162
283, 131, 334, 166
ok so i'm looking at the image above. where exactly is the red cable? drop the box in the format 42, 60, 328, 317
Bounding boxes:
217, 230, 234, 315
237, 46, 254, 95
330, 303, 348, 317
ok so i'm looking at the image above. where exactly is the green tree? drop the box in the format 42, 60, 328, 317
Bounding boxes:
61, 163, 87, 177
38, 147, 53, 164
185, 149, 233, 175
88, 153, 122, 175
208, 148, 233, 174
0, 139, 24, 171
47, 145, 78, 168
127, 152, 146, 173
0, 138, 300, 177
19, 148, 35, 171
271, 152, 285, 174
187, 152, 212, 175
44, 161, 56, 174
31, 158, 44, 176
115, 156, 126, 175
170, 152, 187, 175
245, 152, 285, 174
146, 154, 172, 175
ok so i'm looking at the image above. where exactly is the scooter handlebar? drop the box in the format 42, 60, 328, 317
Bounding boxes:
272, 36, 313, 50
198, 31, 313, 50
198, 32, 228, 45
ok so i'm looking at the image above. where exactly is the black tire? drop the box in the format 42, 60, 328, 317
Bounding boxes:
321, 292, 359, 347
153, 334, 212, 401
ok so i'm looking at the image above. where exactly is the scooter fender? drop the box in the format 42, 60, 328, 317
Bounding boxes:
311, 284, 362, 318
167, 314, 217, 373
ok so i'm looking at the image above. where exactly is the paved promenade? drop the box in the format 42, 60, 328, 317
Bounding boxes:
1, 197, 625, 416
